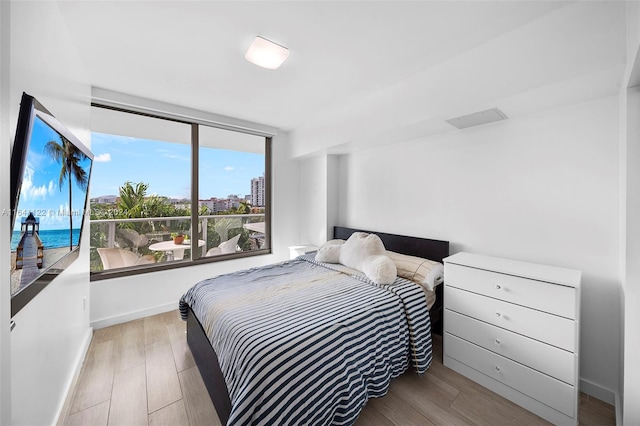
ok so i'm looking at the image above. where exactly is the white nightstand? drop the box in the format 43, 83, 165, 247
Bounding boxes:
289, 245, 318, 259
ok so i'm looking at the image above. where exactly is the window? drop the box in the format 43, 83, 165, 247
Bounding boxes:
198, 125, 268, 259
89, 105, 271, 279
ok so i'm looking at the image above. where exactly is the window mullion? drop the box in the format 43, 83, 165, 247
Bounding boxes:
191, 123, 199, 259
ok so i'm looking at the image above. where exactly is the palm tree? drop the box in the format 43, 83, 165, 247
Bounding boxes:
117, 181, 149, 218
45, 136, 89, 250
236, 200, 251, 214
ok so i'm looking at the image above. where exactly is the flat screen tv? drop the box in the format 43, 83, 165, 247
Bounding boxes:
10, 92, 93, 317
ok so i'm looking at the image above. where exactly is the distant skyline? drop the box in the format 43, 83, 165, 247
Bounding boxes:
14, 116, 91, 231
91, 132, 265, 200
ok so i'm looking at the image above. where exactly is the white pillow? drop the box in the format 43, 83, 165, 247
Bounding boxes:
315, 240, 344, 263
385, 251, 444, 291
362, 255, 397, 285
339, 232, 386, 271
422, 263, 444, 292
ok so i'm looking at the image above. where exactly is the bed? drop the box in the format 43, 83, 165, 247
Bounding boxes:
180, 226, 449, 425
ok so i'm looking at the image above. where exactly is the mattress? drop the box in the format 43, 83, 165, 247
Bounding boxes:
179, 255, 433, 425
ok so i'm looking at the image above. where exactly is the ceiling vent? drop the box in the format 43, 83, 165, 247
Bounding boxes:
445, 108, 507, 129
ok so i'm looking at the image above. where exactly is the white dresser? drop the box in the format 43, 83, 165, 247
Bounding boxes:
443, 252, 581, 426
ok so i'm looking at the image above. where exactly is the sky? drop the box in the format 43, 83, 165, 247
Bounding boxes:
13, 116, 91, 231
90, 132, 265, 201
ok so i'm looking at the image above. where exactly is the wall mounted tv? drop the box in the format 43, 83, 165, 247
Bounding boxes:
10, 92, 93, 317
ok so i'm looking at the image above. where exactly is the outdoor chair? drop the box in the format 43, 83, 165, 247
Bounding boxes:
97, 248, 155, 270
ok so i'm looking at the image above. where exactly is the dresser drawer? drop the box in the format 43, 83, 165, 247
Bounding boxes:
445, 286, 576, 352
445, 333, 576, 417
444, 309, 575, 384
445, 263, 576, 319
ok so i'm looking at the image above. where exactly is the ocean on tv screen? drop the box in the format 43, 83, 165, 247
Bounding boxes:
11, 228, 80, 251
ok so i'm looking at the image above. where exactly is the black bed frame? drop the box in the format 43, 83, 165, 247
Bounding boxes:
185, 226, 449, 424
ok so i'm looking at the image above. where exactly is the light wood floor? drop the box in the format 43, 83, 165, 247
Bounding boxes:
59, 311, 615, 426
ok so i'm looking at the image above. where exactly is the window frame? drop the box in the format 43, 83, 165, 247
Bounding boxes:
89, 103, 272, 281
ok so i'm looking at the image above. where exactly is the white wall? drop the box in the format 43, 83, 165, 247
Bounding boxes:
8, 2, 93, 425
296, 154, 340, 248
336, 96, 620, 401
622, 85, 640, 426
0, 1, 12, 424
327, 155, 340, 240
298, 155, 328, 246
620, 3, 640, 424
301, 155, 328, 245
90, 131, 301, 327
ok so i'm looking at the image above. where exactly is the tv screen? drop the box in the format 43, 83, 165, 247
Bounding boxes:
10, 93, 93, 317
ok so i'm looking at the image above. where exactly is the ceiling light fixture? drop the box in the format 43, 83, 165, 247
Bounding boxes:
245, 36, 289, 70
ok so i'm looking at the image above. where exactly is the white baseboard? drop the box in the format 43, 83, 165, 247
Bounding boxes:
53, 326, 93, 425
91, 302, 177, 329
580, 377, 616, 405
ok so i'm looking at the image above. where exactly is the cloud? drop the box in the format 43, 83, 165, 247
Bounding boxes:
20, 166, 54, 201
224, 166, 234, 171
31, 179, 58, 200
31, 184, 49, 199
21, 166, 34, 200
157, 148, 189, 162
94, 153, 111, 162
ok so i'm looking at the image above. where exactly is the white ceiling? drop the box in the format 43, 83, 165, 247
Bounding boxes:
58, 1, 627, 154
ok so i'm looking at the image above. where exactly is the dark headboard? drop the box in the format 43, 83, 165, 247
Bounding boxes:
334, 226, 449, 336
334, 226, 449, 263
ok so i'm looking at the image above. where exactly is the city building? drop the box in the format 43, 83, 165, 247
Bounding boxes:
90, 195, 118, 204
251, 175, 265, 207
200, 195, 242, 213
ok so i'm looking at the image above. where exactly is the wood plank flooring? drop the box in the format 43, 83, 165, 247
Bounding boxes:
59, 311, 615, 426
59, 311, 220, 426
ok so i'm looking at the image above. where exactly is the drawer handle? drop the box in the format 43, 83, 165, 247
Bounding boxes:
496, 312, 501, 317
494, 366, 501, 373
494, 339, 501, 345
495, 284, 501, 290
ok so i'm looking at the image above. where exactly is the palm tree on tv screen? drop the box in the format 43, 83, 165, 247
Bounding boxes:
45, 136, 89, 250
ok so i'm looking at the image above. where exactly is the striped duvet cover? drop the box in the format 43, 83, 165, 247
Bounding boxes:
179, 255, 433, 425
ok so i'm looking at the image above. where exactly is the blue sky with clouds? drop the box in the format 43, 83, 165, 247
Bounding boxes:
90, 132, 265, 200
14, 116, 91, 231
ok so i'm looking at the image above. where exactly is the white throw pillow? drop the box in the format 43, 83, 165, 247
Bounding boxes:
339, 232, 386, 271
315, 240, 344, 263
362, 255, 397, 285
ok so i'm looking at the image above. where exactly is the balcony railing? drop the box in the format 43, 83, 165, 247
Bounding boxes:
89, 214, 266, 272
